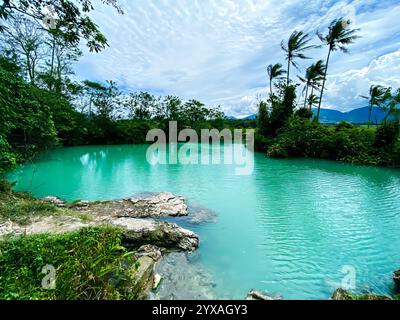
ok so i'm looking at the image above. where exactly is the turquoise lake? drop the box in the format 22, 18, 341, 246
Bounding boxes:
8, 144, 400, 299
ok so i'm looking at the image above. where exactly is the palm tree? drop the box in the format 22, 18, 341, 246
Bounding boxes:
307, 93, 320, 110
385, 88, 400, 123
298, 60, 326, 108
361, 85, 388, 127
267, 63, 286, 96
316, 18, 359, 122
281, 30, 315, 85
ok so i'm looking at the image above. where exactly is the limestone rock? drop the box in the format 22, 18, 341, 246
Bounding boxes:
153, 273, 162, 290
331, 288, 392, 300
40, 196, 65, 207
393, 269, 400, 292
245, 289, 278, 300
129, 256, 155, 299
113, 218, 199, 251
135, 244, 163, 262
125, 192, 188, 217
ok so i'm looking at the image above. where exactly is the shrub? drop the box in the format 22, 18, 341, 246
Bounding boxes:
295, 108, 314, 120
0, 227, 138, 300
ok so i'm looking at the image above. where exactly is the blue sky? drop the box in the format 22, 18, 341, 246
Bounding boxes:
76, 0, 400, 118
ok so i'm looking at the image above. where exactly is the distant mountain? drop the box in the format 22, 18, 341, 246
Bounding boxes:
242, 114, 257, 120
235, 106, 390, 124
312, 107, 389, 124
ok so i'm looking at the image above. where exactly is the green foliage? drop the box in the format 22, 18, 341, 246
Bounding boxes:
0, 226, 139, 300
0, 192, 60, 225
0, 0, 123, 53
295, 108, 314, 120
267, 83, 297, 136
264, 116, 400, 167
257, 101, 269, 136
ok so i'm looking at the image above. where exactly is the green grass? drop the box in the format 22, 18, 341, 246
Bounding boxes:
0, 192, 93, 225
0, 226, 139, 300
0, 192, 59, 225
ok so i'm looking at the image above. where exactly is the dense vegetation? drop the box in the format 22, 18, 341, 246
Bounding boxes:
256, 18, 400, 167
0, 226, 141, 300
0, 2, 226, 180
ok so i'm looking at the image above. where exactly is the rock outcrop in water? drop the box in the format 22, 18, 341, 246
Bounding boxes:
0, 192, 203, 299
1, 193, 199, 252
245, 289, 279, 300
331, 288, 392, 300
70, 192, 188, 218
394, 269, 400, 292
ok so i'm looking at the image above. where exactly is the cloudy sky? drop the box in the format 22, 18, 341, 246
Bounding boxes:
75, 0, 400, 118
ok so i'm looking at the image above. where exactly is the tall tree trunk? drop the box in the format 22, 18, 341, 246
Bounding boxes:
368, 102, 372, 128
303, 84, 309, 108
49, 35, 56, 91
317, 48, 332, 122
309, 87, 314, 110
286, 58, 291, 86
269, 79, 273, 97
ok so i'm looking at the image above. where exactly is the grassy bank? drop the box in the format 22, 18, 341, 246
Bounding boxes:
0, 225, 141, 300
0, 192, 144, 300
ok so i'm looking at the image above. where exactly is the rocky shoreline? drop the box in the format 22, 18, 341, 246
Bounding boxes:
1, 192, 399, 300
0, 192, 205, 299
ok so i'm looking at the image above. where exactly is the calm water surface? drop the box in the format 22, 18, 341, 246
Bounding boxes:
8, 144, 400, 299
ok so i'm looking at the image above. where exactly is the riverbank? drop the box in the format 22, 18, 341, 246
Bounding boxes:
0, 191, 201, 299
1, 191, 399, 300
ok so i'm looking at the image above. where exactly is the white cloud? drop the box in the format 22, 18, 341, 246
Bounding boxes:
75, 0, 400, 117
323, 49, 400, 111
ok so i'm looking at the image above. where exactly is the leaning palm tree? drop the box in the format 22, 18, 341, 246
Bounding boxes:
298, 60, 326, 108
267, 63, 286, 96
361, 85, 388, 127
316, 18, 360, 122
281, 30, 315, 85
385, 88, 400, 123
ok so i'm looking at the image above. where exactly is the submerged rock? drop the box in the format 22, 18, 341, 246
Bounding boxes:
184, 201, 218, 224
393, 269, 400, 292
331, 288, 392, 300
245, 289, 278, 300
148, 252, 217, 300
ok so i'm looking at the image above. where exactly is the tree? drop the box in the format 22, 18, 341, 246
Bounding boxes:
1, 15, 46, 84
257, 101, 269, 136
361, 85, 388, 127
0, 0, 123, 53
307, 93, 320, 110
93, 80, 120, 119
82, 80, 107, 119
267, 82, 297, 136
316, 18, 359, 122
183, 100, 208, 127
267, 63, 286, 96
124, 91, 156, 121
383, 88, 400, 124
298, 60, 325, 109
155, 95, 182, 122
41, 27, 82, 93
281, 31, 315, 85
